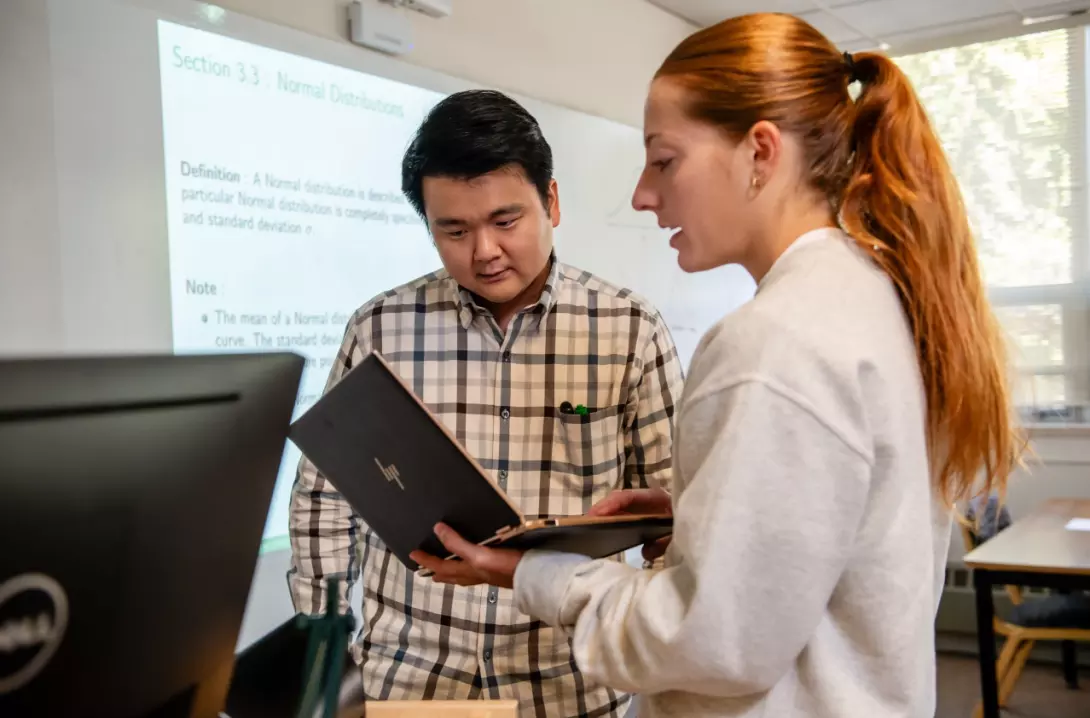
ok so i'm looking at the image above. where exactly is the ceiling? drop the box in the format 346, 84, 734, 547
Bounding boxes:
648, 0, 1090, 54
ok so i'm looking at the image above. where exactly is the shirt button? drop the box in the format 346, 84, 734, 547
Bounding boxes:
483, 650, 492, 662
500, 408, 510, 420
499, 469, 508, 480
488, 591, 498, 604
502, 351, 511, 362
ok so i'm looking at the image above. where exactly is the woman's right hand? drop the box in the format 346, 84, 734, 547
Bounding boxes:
587, 487, 673, 561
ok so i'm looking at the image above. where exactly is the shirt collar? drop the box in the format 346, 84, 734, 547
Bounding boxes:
758, 226, 845, 290
449, 253, 561, 330
779, 226, 842, 261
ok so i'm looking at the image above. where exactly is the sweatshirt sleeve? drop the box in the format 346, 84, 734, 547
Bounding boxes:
514, 376, 874, 698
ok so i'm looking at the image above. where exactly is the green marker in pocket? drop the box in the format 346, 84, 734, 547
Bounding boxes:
559, 401, 590, 416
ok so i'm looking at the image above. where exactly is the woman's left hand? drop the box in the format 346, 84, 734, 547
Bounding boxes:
410, 523, 524, 589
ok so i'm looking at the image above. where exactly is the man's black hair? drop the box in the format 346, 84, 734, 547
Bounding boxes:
401, 89, 554, 218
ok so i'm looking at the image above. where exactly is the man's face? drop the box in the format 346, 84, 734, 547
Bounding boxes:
423, 165, 559, 308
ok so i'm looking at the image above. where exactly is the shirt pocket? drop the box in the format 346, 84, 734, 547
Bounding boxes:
553, 405, 625, 507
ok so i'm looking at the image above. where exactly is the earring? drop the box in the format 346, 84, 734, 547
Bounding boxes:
751, 174, 761, 190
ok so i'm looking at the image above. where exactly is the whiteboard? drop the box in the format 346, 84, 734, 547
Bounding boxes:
12, 0, 756, 551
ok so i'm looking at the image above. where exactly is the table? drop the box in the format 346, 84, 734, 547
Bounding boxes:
963, 497, 1090, 718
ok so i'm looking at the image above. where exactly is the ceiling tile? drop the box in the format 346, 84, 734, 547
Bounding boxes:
839, 37, 882, 52
720, 0, 819, 12
649, 0, 819, 27
832, 0, 1018, 38
1012, 0, 1090, 11
649, 0, 1090, 53
797, 9, 865, 44
878, 13, 1031, 52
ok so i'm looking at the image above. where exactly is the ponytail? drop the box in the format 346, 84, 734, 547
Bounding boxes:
839, 53, 1023, 505
657, 13, 1024, 505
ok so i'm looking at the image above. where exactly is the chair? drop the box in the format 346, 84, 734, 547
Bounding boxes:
963, 496, 1090, 718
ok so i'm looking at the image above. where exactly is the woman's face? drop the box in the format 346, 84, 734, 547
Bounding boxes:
631, 78, 762, 274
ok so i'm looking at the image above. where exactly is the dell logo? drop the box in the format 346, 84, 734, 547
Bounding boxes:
0, 613, 55, 652
0, 573, 69, 695
374, 457, 405, 490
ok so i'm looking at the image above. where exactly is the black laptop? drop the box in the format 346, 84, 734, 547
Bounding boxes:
288, 350, 672, 570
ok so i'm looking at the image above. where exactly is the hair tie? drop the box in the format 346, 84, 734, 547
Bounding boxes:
843, 51, 857, 82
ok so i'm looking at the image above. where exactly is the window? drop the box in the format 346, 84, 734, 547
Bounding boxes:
992, 304, 1066, 407
896, 29, 1089, 423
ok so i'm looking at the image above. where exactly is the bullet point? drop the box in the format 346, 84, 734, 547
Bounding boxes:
201, 314, 208, 323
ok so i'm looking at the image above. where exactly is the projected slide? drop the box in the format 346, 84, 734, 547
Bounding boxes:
157, 20, 443, 549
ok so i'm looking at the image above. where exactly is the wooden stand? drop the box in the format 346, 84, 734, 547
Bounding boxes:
349, 702, 518, 717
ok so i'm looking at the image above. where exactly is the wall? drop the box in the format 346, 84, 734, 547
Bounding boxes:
0, 1, 64, 355
208, 0, 698, 129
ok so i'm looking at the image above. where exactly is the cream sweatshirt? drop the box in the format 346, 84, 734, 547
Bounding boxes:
514, 228, 953, 718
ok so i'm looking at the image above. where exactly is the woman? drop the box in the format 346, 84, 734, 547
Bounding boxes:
411, 12, 1022, 717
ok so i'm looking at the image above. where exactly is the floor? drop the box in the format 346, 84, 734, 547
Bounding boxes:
938, 652, 1090, 717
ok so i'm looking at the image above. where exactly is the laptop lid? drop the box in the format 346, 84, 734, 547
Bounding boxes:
289, 351, 524, 570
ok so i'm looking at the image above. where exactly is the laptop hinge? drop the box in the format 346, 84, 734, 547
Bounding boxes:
494, 525, 520, 539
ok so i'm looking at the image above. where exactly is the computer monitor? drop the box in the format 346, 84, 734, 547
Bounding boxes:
0, 353, 304, 718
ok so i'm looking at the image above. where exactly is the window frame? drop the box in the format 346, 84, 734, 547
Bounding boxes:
1001, 28, 1087, 419
900, 27, 1090, 422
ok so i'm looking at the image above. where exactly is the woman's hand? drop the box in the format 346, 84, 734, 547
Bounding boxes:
588, 487, 673, 562
410, 523, 524, 589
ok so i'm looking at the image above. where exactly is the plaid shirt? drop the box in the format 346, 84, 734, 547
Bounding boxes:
288, 256, 683, 718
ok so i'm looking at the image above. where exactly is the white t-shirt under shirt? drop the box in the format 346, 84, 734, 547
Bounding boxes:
515, 227, 953, 718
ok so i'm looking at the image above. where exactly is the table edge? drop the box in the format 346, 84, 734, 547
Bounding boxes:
963, 559, 1090, 576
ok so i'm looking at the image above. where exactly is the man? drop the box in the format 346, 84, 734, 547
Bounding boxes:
288, 89, 684, 717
